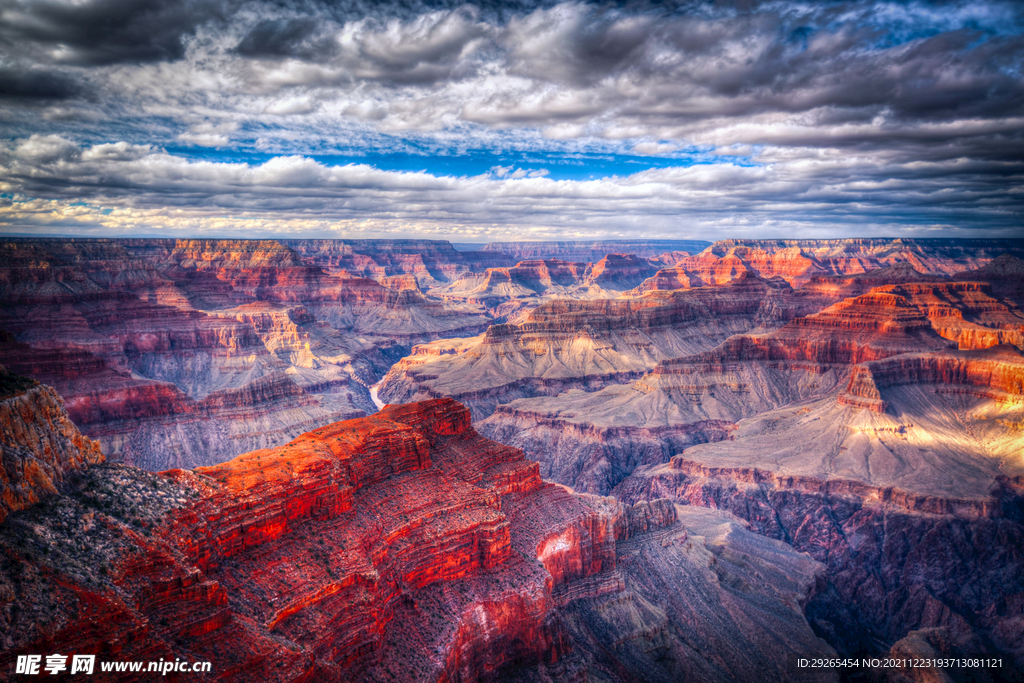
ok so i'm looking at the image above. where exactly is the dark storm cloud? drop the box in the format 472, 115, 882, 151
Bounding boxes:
235, 17, 331, 59
0, 68, 80, 99
0, 0, 239, 64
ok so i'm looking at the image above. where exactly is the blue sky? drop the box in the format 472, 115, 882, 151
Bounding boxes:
1, 0, 1022, 240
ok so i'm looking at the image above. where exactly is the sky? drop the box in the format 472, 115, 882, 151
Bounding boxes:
0, 0, 1022, 242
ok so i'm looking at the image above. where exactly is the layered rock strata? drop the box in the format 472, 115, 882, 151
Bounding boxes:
630, 239, 1024, 290
432, 254, 662, 323
479, 240, 711, 262
283, 239, 513, 287
478, 285, 1024, 496
955, 254, 1024, 306
0, 398, 835, 682
614, 456, 1024, 675
380, 275, 803, 420
0, 239, 489, 469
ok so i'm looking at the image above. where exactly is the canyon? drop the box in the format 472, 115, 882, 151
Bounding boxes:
3, 236, 1023, 681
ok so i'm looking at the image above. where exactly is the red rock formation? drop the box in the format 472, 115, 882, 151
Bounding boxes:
1, 394, 846, 682
867, 282, 1024, 351
0, 370, 103, 522
585, 253, 657, 290
476, 259, 589, 299
0, 398, 718, 682
0, 239, 490, 469
840, 346, 1024, 412
631, 239, 1024, 290
627, 266, 697, 294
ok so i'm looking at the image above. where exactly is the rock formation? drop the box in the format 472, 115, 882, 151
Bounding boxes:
477, 283, 1024, 494
0, 367, 103, 523
283, 239, 513, 288
0, 398, 836, 682
630, 239, 1024, 290
432, 254, 660, 323
955, 254, 1024, 306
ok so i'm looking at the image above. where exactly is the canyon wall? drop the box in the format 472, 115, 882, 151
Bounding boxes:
631, 238, 1024, 290
479, 240, 712, 262
614, 456, 1024, 673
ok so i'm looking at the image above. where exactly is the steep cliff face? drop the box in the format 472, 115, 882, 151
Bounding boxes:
955, 254, 1024, 306
0, 370, 103, 522
380, 275, 802, 420
840, 345, 1024, 412
868, 282, 1024, 351
476, 285, 1023, 495
614, 457, 1024, 673
0, 398, 834, 682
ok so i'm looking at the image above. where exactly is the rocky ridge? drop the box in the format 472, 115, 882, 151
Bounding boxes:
630, 239, 1024, 290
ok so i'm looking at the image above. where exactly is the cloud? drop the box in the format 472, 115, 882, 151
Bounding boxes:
0, 68, 82, 99
0, 0, 240, 65
0, 138, 1020, 240
0, 0, 1021, 238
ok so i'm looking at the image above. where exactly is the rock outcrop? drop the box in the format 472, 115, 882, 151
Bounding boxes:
0, 369, 103, 523
0, 398, 835, 682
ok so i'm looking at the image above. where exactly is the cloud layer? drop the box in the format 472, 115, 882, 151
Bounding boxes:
1, 0, 1021, 239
